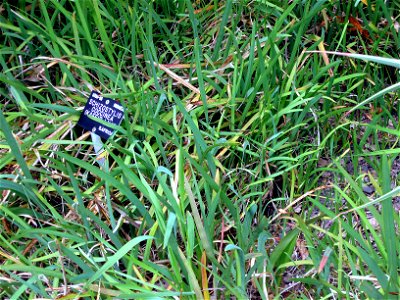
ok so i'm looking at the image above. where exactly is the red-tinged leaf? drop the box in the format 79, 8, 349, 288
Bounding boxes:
318, 247, 333, 274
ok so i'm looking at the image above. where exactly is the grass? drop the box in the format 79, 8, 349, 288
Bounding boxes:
0, 0, 399, 298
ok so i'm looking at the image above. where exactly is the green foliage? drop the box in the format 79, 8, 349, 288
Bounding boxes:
0, 0, 399, 298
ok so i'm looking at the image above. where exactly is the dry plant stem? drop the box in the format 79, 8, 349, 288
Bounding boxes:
270, 185, 334, 223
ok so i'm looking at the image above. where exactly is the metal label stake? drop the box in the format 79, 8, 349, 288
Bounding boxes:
77, 91, 124, 167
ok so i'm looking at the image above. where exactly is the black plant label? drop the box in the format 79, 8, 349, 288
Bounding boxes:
77, 91, 124, 140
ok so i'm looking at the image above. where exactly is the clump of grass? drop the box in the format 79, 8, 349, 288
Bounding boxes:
0, 0, 399, 298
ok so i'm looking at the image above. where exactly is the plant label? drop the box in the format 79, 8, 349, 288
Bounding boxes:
77, 91, 124, 140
